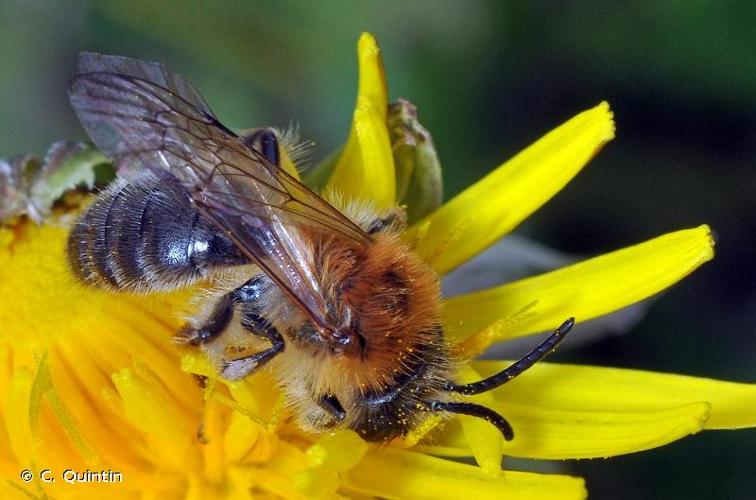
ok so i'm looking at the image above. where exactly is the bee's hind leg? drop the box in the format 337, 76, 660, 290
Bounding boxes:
220, 311, 284, 381
177, 275, 283, 381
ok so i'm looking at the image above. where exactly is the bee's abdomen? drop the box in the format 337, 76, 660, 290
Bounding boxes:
68, 173, 244, 291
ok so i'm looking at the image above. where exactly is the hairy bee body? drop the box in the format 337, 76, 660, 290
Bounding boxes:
70, 175, 451, 439
193, 201, 452, 439
67, 52, 572, 443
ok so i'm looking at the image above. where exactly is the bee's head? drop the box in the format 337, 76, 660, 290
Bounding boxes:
347, 338, 451, 441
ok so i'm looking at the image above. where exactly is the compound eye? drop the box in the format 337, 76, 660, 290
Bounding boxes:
242, 128, 280, 166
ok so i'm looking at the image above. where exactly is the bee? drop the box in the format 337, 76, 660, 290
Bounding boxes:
67, 53, 574, 442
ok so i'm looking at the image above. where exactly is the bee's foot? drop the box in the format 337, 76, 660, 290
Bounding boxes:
220, 357, 260, 381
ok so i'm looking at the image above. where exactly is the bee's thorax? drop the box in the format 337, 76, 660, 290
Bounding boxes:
272, 228, 451, 440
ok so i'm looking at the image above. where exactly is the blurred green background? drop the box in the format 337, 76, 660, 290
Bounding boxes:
2, 1, 754, 498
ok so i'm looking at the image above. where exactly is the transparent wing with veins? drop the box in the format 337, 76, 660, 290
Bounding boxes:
68, 53, 370, 333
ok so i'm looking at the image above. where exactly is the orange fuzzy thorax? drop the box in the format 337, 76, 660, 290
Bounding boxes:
311, 230, 442, 392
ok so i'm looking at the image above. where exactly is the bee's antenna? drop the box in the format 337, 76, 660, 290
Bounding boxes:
424, 400, 514, 441
444, 317, 575, 396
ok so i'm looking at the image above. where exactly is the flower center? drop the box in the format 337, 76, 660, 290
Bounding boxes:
0, 216, 189, 349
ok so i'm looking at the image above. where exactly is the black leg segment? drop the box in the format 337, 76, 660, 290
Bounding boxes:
220, 312, 285, 381
177, 274, 284, 381
178, 294, 235, 345
177, 276, 269, 346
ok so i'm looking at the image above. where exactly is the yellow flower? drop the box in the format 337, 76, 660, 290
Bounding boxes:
1, 32, 754, 500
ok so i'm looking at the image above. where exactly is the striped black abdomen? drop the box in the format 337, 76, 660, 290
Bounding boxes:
68, 172, 244, 291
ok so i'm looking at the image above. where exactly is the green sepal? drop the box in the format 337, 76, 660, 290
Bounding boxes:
302, 146, 342, 192
388, 99, 443, 224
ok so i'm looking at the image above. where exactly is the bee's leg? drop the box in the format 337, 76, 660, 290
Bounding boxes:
220, 311, 284, 381
178, 294, 235, 345
178, 276, 269, 345
317, 394, 346, 422
178, 275, 281, 380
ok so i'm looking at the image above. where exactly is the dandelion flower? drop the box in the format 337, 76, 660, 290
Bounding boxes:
2, 32, 755, 500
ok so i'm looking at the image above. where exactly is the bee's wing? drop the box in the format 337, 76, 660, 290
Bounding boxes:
69, 53, 370, 331
75, 52, 218, 122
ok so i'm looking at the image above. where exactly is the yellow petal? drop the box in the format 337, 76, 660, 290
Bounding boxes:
326, 33, 395, 207
279, 145, 301, 180
223, 412, 266, 462
423, 401, 709, 460
404, 102, 615, 274
33, 356, 98, 465
445, 225, 714, 354
199, 396, 227, 483
306, 430, 368, 471
354, 33, 388, 121
225, 466, 256, 500
456, 365, 503, 474
292, 431, 369, 500
111, 367, 195, 470
343, 448, 586, 500
475, 361, 756, 430
5, 368, 35, 467
257, 440, 311, 500
422, 361, 756, 459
